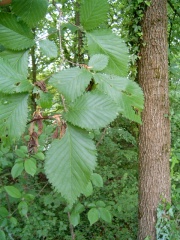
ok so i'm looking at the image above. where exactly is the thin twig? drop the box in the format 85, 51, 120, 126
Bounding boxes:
96, 127, 107, 147
68, 212, 76, 240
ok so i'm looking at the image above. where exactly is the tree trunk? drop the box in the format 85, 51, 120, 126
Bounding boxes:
138, 0, 171, 239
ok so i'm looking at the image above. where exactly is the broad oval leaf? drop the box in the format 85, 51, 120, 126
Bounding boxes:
24, 158, 37, 176
11, 162, 24, 179
12, 0, 48, 27
39, 39, 58, 59
70, 212, 80, 227
0, 230, 6, 240
99, 207, 112, 223
45, 124, 97, 204
0, 93, 29, 140
0, 13, 35, 50
0, 58, 32, 93
4, 186, 22, 198
65, 92, 119, 129
0, 207, 9, 217
91, 173, 103, 187
80, 0, 109, 31
88, 208, 99, 225
88, 54, 109, 71
87, 30, 128, 76
49, 67, 92, 102
18, 201, 28, 217
82, 181, 93, 197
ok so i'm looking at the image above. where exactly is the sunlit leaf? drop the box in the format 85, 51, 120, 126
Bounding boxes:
88, 54, 109, 71
4, 186, 22, 198
99, 207, 112, 223
91, 173, 103, 187
11, 162, 24, 179
88, 208, 99, 225
24, 158, 37, 176
80, 0, 109, 31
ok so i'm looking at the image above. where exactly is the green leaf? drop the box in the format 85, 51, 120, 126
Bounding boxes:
45, 124, 97, 204
0, 50, 29, 77
88, 208, 99, 225
11, 162, 24, 179
0, 93, 29, 140
33, 152, 45, 161
0, 58, 32, 93
15, 149, 26, 158
91, 173, 103, 187
70, 212, 80, 227
94, 73, 144, 123
24, 158, 37, 176
18, 201, 28, 217
0, 207, 9, 217
96, 201, 106, 207
0, 230, 6, 240
82, 181, 93, 197
49, 68, 92, 102
65, 92, 119, 129
88, 54, 109, 71
80, 0, 109, 31
0, 13, 35, 50
36, 91, 53, 109
73, 203, 85, 214
87, 30, 128, 76
39, 39, 58, 58
4, 186, 22, 198
12, 0, 48, 27
99, 207, 112, 223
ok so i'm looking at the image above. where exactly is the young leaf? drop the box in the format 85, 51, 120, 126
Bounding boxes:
70, 212, 80, 227
11, 162, 24, 179
87, 30, 128, 76
0, 207, 9, 217
12, 0, 48, 27
88, 208, 99, 225
0, 93, 29, 140
65, 92, 119, 129
0, 230, 6, 240
33, 152, 45, 161
24, 158, 37, 176
99, 207, 112, 223
91, 173, 103, 187
0, 13, 35, 50
49, 68, 92, 102
4, 186, 22, 198
36, 91, 53, 109
80, 0, 109, 31
18, 201, 28, 217
0, 58, 32, 94
45, 124, 97, 204
82, 181, 93, 197
39, 39, 58, 59
0, 50, 29, 77
88, 54, 109, 71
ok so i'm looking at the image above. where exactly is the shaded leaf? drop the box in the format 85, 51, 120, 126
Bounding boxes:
80, 0, 109, 31
49, 67, 92, 102
0, 230, 6, 240
88, 54, 109, 71
0, 207, 9, 217
11, 162, 24, 179
0, 13, 34, 50
24, 158, 37, 176
91, 173, 103, 187
0, 93, 29, 140
87, 30, 128, 76
83, 181, 93, 197
65, 92, 119, 129
88, 208, 99, 225
99, 207, 112, 223
36, 91, 53, 109
18, 201, 28, 217
70, 212, 80, 227
12, 0, 48, 27
45, 124, 97, 204
4, 186, 21, 198
0, 58, 32, 93
39, 39, 58, 58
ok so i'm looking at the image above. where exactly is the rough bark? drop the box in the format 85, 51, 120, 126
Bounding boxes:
138, 0, 171, 239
